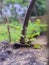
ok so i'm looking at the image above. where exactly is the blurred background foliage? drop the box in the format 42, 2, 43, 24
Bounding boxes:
0, 0, 47, 43
1, 0, 46, 21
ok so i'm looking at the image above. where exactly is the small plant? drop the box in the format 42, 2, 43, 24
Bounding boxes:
25, 19, 47, 44
33, 44, 41, 49
0, 19, 47, 44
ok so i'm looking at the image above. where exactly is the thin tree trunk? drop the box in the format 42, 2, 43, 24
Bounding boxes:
20, 0, 36, 44
5, 16, 11, 42
0, 0, 3, 17
46, 0, 49, 65
34, 5, 37, 16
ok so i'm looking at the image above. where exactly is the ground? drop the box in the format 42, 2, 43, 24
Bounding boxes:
0, 34, 48, 65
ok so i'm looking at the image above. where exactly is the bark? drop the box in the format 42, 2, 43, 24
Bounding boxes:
46, 0, 49, 65
20, 0, 36, 44
5, 16, 11, 42
0, 0, 3, 17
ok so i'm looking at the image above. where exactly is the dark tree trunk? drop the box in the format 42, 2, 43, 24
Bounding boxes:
20, 0, 36, 44
0, 0, 3, 17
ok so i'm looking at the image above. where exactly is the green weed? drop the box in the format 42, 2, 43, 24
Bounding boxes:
0, 19, 47, 43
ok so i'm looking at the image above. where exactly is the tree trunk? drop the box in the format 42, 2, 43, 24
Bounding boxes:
46, 0, 49, 65
5, 16, 11, 42
0, 0, 3, 17
20, 0, 36, 44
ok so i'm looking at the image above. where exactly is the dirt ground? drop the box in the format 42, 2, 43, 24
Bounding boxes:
0, 34, 48, 65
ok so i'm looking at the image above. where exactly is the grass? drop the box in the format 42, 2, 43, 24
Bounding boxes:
0, 20, 47, 43
0, 21, 22, 42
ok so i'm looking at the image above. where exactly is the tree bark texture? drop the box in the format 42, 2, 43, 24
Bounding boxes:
20, 0, 36, 44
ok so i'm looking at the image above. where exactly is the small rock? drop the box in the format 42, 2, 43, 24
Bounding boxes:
1, 40, 9, 44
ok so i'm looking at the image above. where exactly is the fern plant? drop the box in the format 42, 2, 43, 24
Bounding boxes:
25, 19, 47, 44
0, 19, 47, 44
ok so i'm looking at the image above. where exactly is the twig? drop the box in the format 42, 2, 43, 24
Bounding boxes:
5, 16, 11, 42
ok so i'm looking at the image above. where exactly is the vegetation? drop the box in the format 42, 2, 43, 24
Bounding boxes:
4, 0, 46, 16
0, 0, 47, 45
0, 1, 48, 65
33, 44, 41, 49
0, 19, 47, 44
0, 21, 22, 42
32, 0, 47, 16
20, 0, 36, 44
25, 19, 47, 43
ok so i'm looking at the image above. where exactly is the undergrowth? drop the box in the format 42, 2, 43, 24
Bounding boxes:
0, 19, 47, 43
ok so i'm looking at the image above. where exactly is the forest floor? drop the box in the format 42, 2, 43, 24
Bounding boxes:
0, 34, 48, 65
